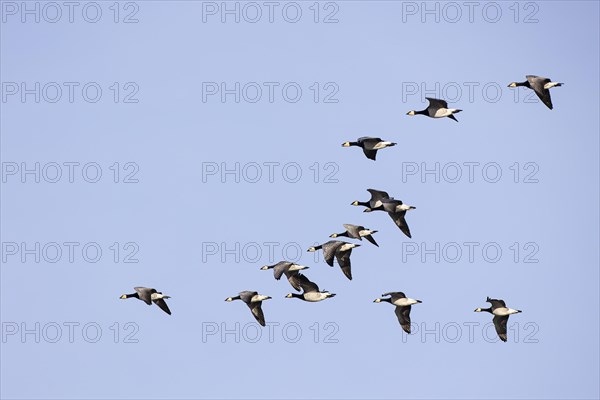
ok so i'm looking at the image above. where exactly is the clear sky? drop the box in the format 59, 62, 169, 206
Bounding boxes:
1, 1, 599, 399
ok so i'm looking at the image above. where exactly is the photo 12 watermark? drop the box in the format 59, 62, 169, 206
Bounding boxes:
201, 82, 340, 104
400, 2, 540, 24
1, 321, 140, 344
201, 161, 339, 184
399, 321, 539, 344
201, 321, 340, 343
401, 241, 540, 264
401, 162, 539, 184
1, 241, 140, 264
2, 162, 140, 184
1, 2, 140, 24
1, 82, 140, 104
200, 2, 340, 24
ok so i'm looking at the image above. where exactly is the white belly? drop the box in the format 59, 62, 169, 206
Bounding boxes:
304, 292, 327, 302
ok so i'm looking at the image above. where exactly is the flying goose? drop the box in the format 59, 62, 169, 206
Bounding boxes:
285, 274, 336, 302
330, 224, 379, 247
225, 291, 271, 326
260, 261, 309, 291
475, 296, 523, 342
508, 75, 563, 110
120, 287, 172, 315
407, 97, 462, 122
351, 189, 390, 211
342, 137, 397, 160
373, 292, 422, 333
379, 198, 416, 238
307, 240, 360, 280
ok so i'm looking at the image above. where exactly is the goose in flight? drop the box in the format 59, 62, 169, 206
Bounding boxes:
260, 261, 309, 291
475, 296, 523, 342
285, 274, 336, 302
307, 240, 360, 280
373, 292, 422, 334
379, 198, 416, 238
407, 97, 462, 122
508, 75, 563, 110
342, 137, 397, 160
330, 224, 379, 247
225, 291, 272, 326
351, 188, 390, 211
120, 287, 172, 315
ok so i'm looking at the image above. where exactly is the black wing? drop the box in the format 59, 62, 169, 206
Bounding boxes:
153, 298, 172, 315
134, 287, 155, 305
527, 75, 553, 109
284, 270, 303, 292
493, 315, 509, 342
486, 297, 507, 309
322, 241, 343, 267
426, 97, 449, 109
342, 224, 362, 239
239, 291, 258, 304
367, 189, 390, 202
295, 273, 320, 293
272, 261, 292, 280
362, 148, 378, 161
395, 306, 412, 334
363, 234, 379, 247
249, 302, 266, 326
447, 114, 459, 122
335, 249, 353, 280
388, 211, 412, 238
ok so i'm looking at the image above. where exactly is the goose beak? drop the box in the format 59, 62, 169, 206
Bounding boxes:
285, 294, 292, 298
119, 295, 127, 299
508, 82, 517, 88
342, 142, 351, 147
373, 298, 381, 303
260, 265, 269, 270
407, 110, 416, 116
329, 233, 337, 238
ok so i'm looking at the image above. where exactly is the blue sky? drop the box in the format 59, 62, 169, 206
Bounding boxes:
1, 1, 599, 399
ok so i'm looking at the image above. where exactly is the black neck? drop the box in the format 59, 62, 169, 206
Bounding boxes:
380, 298, 392, 303
125, 293, 139, 299
290, 293, 304, 300
337, 231, 350, 238
417, 109, 429, 116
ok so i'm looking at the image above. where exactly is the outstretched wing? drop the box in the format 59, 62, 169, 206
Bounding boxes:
249, 303, 266, 326
284, 270, 303, 292
342, 224, 361, 238
447, 114, 459, 122
272, 261, 292, 280
295, 273, 320, 293
367, 189, 390, 208
322, 241, 343, 267
363, 234, 379, 247
153, 298, 172, 315
134, 287, 155, 305
388, 211, 412, 238
335, 249, 353, 280
486, 297, 507, 309
526, 75, 553, 109
362, 148, 378, 161
239, 291, 258, 304
395, 306, 412, 334
493, 315, 509, 342
426, 97, 449, 109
